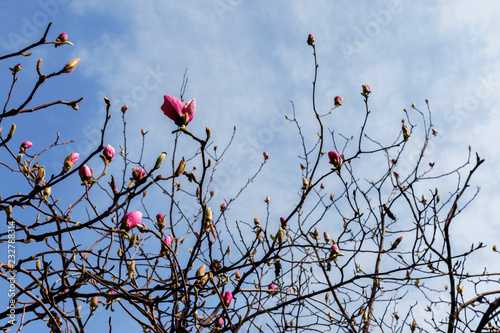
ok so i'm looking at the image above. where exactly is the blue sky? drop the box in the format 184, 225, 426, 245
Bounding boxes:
1, 0, 499, 331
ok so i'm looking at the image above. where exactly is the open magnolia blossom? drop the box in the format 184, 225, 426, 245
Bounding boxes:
328, 150, 342, 169
161, 95, 196, 127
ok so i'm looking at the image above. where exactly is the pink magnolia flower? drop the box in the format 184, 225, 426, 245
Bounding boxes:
161, 95, 196, 127
120, 211, 143, 231
263, 152, 269, 160
222, 291, 233, 306
331, 244, 340, 255
334, 96, 343, 106
103, 144, 115, 161
280, 217, 286, 224
268, 283, 276, 291
307, 34, 315, 45
79, 165, 93, 182
21, 141, 32, 149
328, 151, 342, 168
132, 167, 146, 182
215, 316, 224, 328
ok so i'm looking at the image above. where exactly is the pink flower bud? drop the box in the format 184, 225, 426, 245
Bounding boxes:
132, 167, 146, 182
429, 162, 435, 167
307, 34, 315, 46
215, 317, 224, 328
222, 291, 233, 306
162, 235, 172, 253
21, 141, 32, 149
391, 159, 397, 164
220, 203, 226, 211
320, 183, 325, 189
393, 171, 399, 179
331, 244, 340, 255
263, 152, 269, 160
280, 217, 285, 224
334, 96, 343, 106
121, 105, 128, 113
362, 84, 371, 95
268, 283, 276, 291
57, 32, 68, 43
300, 163, 305, 170
79, 164, 93, 182
432, 128, 438, 136
120, 211, 143, 231
103, 144, 115, 161
63, 153, 79, 172
328, 151, 342, 168
156, 213, 166, 230
20, 141, 32, 153
161, 95, 196, 127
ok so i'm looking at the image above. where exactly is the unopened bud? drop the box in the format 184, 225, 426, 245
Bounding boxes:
204, 207, 213, 224
6, 123, 16, 142
90, 296, 99, 311
174, 158, 186, 177
155, 152, 167, 168
128, 260, 136, 278
62, 58, 81, 73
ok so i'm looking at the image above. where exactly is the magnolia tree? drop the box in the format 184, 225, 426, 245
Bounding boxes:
0, 24, 498, 333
